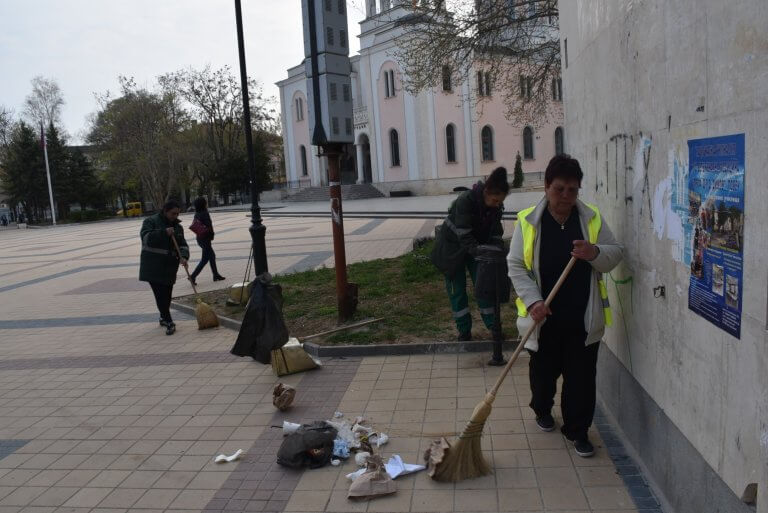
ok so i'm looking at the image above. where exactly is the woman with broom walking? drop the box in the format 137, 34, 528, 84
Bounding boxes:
188, 197, 225, 286
431, 167, 509, 341
508, 154, 623, 457
139, 200, 190, 336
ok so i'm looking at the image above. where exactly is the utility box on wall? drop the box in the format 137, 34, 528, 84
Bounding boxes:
301, 0, 354, 146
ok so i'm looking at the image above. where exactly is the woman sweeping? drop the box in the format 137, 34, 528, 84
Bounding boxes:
139, 200, 190, 335
188, 197, 225, 286
508, 154, 623, 457
431, 167, 509, 341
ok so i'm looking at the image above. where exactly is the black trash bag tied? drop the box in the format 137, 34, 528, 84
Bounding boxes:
231, 273, 289, 364
276, 421, 338, 469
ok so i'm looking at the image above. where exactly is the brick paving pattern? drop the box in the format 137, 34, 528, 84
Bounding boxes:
0, 351, 241, 370
0, 210, 651, 512
204, 358, 361, 513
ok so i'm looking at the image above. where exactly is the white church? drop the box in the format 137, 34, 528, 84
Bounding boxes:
277, 0, 565, 195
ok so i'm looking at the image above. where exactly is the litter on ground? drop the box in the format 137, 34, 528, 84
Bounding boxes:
214, 449, 243, 463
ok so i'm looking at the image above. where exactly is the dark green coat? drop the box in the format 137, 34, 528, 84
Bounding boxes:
139, 213, 190, 285
430, 183, 504, 276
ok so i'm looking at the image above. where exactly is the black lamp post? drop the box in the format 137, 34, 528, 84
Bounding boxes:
234, 0, 268, 275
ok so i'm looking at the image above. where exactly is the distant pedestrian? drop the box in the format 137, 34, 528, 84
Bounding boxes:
431, 166, 509, 341
188, 197, 225, 286
1, 216, 6, 226
139, 200, 190, 335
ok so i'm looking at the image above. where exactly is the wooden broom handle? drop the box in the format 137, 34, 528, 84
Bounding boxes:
489, 256, 577, 397
170, 233, 198, 295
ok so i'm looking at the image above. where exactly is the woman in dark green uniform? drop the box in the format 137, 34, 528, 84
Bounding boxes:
431, 167, 509, 341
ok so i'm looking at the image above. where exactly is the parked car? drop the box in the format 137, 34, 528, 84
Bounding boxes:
117, 202, 142, 217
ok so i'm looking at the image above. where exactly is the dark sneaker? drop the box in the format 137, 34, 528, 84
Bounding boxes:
159, 318, 169, 327
535, 413, 556, 432
458, 331, 472, 342
165, 322, 176, 336
571, 438, 595, 457
213, 275, 226, 282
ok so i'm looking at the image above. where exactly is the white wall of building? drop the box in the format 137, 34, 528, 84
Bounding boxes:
561, 1, 768, 511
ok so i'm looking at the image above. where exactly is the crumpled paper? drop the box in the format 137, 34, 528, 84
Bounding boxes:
424, 437, 450, 478
347, 454, 397, 501
346, 454, 426, 481
273, 383, 296, 411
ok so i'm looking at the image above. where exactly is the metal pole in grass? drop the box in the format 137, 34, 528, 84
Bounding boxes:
300, 0, 358, 322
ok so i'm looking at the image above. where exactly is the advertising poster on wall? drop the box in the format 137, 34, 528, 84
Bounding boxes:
687, 134, 744, 339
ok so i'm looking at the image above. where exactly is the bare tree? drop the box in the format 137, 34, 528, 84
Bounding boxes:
394, 0, 560, 128
158, 66, 277, 200
88, 77, 190, 211
0, 106, 15, 151
24, 76, 65, 128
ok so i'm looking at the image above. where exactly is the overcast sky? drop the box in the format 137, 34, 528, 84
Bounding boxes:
0, 0, 366, 143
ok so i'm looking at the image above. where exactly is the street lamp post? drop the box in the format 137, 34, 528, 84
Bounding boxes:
234, 0, 268, 275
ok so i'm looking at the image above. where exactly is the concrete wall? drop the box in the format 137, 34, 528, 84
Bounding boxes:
560, 1, 768, 511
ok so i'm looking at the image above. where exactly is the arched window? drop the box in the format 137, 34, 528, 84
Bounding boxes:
442, 65, 452, 92
551, 77, 562, 100
389, 129, 400, 166
523, 126, 534, 159
300, 145, 308, 176
446, 124, 456, 163
481, 125, 494, 161
294, 97, 304, 121
383, 69, 396, 98
554, 127, 564, 155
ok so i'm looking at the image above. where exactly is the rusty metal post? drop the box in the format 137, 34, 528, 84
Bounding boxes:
325, 145, 358, 322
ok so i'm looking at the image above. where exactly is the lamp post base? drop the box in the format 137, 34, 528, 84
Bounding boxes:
488, 300, 507, 366
488, 354, 508, 366
248, 216, 268, 276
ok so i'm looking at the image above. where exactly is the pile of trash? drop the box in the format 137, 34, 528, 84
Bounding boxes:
276, 412, 425, 501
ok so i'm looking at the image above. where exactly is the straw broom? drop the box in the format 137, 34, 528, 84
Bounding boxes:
430, 257, 577, 482
170, 235, 220, 330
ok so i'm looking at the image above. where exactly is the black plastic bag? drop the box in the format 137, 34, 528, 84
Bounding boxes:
276, 421, 338, 469
474, 244, 511, 304
231, 275, 289, 364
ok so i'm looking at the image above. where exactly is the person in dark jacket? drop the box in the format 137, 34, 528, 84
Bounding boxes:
431, 167, 509, 341
139, 200, 190, 335
189, 197, 225, 285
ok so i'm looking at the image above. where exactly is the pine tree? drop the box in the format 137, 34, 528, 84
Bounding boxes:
0, 122, 46, 222
43, 123, 69, 218
513, 152, 524, 188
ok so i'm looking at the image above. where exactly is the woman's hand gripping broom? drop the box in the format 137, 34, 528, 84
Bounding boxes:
427, 257, 577, 482
170, 235, 220, 330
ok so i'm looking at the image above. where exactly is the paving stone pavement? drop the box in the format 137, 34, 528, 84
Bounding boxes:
0, 212, 657, 512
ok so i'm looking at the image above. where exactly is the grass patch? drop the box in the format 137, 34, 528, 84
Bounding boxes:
177, 240, 518, 345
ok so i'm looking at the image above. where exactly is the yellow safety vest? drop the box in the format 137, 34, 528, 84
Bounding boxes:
514, 203, 612, 326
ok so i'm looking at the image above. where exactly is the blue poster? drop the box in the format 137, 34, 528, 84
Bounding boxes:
687, 134, 744, 339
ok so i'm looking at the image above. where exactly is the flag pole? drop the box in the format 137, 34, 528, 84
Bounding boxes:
41, 123, 56, 226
